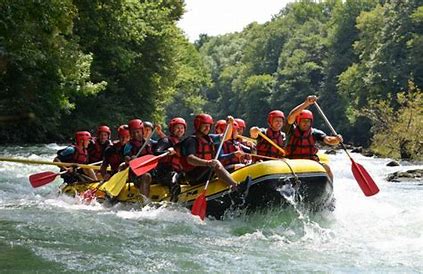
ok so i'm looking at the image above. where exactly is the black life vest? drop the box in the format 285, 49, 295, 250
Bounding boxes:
286, 126, 319, 161
256, 128, 285, 158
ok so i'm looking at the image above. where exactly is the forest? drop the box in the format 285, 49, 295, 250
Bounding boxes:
0, 0, 422, 160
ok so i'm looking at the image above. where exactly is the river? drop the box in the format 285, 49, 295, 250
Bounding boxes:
0, 144, 422, 272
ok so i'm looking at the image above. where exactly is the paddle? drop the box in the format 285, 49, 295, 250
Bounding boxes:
28, 160, 103, 188
257, 131, 287, 156
314, 102, 379, 196
130, 152, 170, 177
0, 157, 107, 171
98, 168, 130, 197
191, 121, 232, 220
29, 171, 67, 188
100, 127, 157, 197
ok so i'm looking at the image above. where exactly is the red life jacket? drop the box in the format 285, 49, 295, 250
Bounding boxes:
256, 128, 285, 158
159, 135, 184, 172
220, 140, 243, 166
181, 135, 215, 172
88, 138, 111, 163
129, 139, 152, 157
106, 141, 125, 173
286, 126, 319, 161
58, 145, 88, 164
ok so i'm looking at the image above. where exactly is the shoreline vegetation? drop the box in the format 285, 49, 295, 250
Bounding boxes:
1, 0, 422, 161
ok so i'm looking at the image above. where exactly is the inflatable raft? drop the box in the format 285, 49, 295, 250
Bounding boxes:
59, 158, 334, 219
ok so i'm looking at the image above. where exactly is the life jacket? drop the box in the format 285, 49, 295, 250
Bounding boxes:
256, 128, 285, 158
57, 145, 88, 164
159, 135, 184, 172
181, 135, 215, 172
88, 138, 111, 163
128, 139, 153, 157
286, 126, 319, 161
106, 141, 125, 173
220, 139, 244, 166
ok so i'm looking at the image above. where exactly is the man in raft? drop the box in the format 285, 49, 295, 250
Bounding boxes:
87, 125, 112, 164
153, 117, 187, 201
99, 125, 130, 181
143, 121, 166, 149
179, 114, 238, 189
54, 131, 97, 183
214, 119, 227, 134
123, 119, 154, 197
219, 120, 252, 171
286, 95, 343, 181
249, 110, 286, 159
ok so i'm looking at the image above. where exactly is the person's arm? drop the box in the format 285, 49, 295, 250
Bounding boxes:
155, 124, 166, 139
154, 137, 171, 155
250, 127, 266, 139
287, 95, 317, 125
323, 135, 343, 146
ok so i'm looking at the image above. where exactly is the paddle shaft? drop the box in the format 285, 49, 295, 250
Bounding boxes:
135, 128, 156, 157
314, 102, 379, 196
313, 103, 351, 158
0, 157, 108, 171
257, 131, 287, 156
203, 121, 232, 190
245, 153, 279, 160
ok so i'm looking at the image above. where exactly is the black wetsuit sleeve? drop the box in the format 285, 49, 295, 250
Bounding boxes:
312, 128, 327, 142
180, 137, 197, 157
154, 137, 172, 155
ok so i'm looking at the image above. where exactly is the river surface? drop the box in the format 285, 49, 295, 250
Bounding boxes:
0, 144, 422, 272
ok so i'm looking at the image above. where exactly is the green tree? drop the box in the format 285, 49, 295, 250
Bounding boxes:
0, 0, 105, 143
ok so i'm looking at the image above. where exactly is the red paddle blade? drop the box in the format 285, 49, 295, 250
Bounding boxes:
130, 154, 160, 177
351, 160, 379, 196
191, 190, 207, 220
29, 171, 59, 188
81, 189, 97, 203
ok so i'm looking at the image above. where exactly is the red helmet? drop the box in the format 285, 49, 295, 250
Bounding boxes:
267, 110, 285, 125
296, 110, 313, 125
117, 125, 130, 137
96, 125, 111, 136
128, 119, 143, 130
194, 114, 213, 130
234, 118, 246, 129
75, 131, 91, 143
214, 120, 227, 133
169, 117, 187, 131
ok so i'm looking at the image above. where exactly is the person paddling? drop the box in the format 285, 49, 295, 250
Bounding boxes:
99, 125, 130, 181
286, 95, 343, 180
214, 120, 227, 134
143, 121, 166, 150
54, 131, 97, 183
219, 120, 252, 171
87, 125, 112, 164
179, 114, 238, 189
250, 110, 286, 159
123, 119, 154, 197
152, 117, 187, 201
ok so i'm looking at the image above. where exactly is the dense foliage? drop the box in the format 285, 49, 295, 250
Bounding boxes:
198, 0, 423, 159
0, 0, 421, 159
